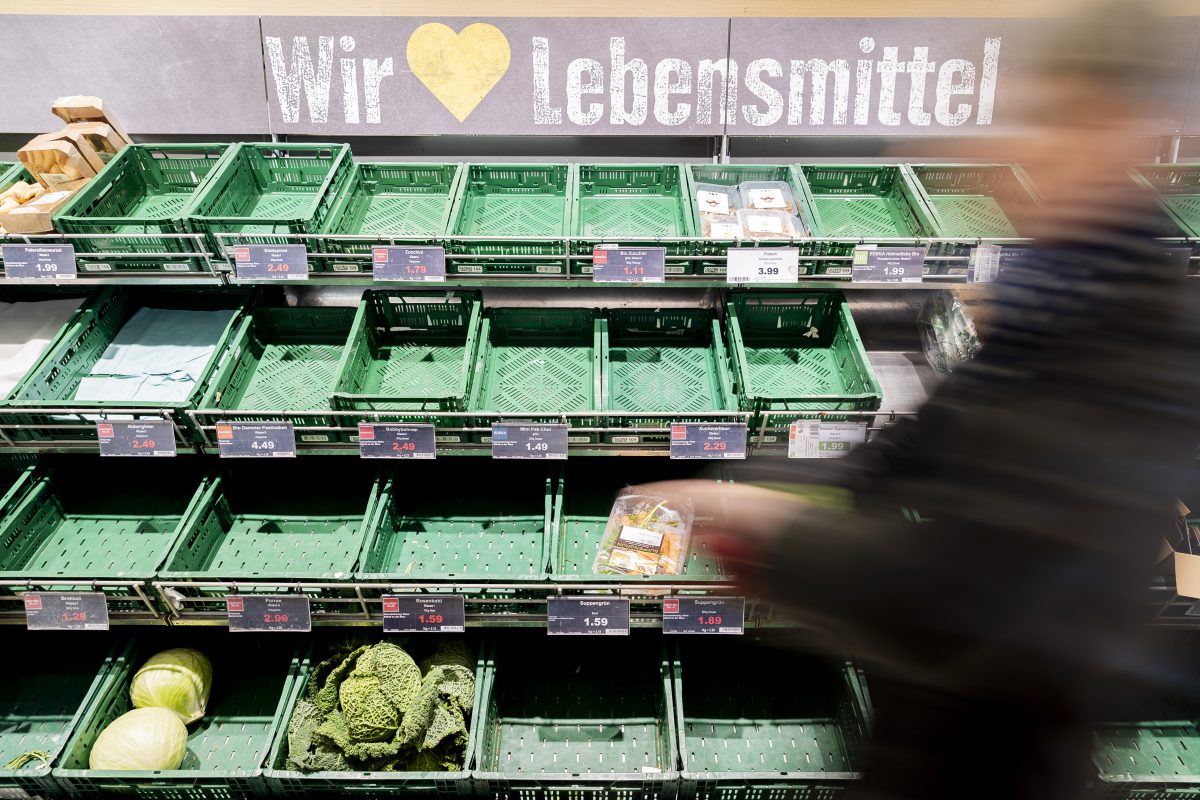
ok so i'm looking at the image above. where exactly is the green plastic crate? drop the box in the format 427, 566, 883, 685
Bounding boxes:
573, 164, 697, 276
197, 305, 356, 443
474, 635, 679, 800
684, 164, 811, 277
186, 143, 353, 256
601, 308, 737, 445
674, 640, 871, 800
468, 307, 602, 443
445, 163, 573, 275
0, 458, 208, 614
1092, 681, 1200, 799
0, 633, 124, 798
264, 637, 483, 799
1133, 164, 1200, 239
331, 290, 482, 443
551, 461, 731, 587
321, 162, 463, 273
0, 164, 37, 275
726, 292, 881, 433
358, 461, 552, 583
53, 144, 233, 273
53, 631, 303, 800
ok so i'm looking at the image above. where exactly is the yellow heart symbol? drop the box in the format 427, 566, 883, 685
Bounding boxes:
407, 22, 511, 123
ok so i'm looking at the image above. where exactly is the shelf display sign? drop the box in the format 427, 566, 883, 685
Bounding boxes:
547, 597, 630, 635
24, 592, 109, 631
97, 420, 177, 457
226, 595, 312, 632
2, 244, 77, 280
382, 595, 466, 633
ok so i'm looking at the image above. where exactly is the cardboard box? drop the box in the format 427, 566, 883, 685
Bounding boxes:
17, 137, 97, 192
51, 95, 133, 147
61, 122, 126, 165
0, 187, 80, 234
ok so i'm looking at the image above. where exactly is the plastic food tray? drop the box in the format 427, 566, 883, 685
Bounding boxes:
198, 305, 356, 443
573, 164, 697, 276
53, 631, 302, 800
53, 144, 234, 273
674, 640, 871, 800
601, 307, 736, 444
474, 636, 679, 800
358, 462, 552, 583
445, 164, 573, 275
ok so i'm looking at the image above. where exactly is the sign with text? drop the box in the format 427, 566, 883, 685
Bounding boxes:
373, 246, 447, 281
592, 247, 666, 283
968, 244, 1001, 282
358, 423, 436, 459
547, 597, 630, 635
97, 420, 177, 457
233, 244, 309, 281
726, 247, 799, 284
382, 595, 466, 632
226, 595, 312, 632
1164, 246, 1194, 274
663, 596, 745, 634
852, 246, 926, 283
24, 592, 110, 631
2, 244, 76, 280
216, 422, 297, 458
491, 423, 568, 459
669, 423, 748, 459
788, 420, 868, 458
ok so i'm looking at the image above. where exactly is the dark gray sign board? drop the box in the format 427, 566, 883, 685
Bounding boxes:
226, 595, 312, 632
373, 246, 447, 282
2, 244, 76, 280
592, 247, 666, 283
382, 595, 467, 633
233, 245, 309, 281
491, 423, 569, 460
24, 592, 110, 631
547, 597, 631, 635
358, 423, 437, 459
97, 420, 176, 457
662, 596, 745, 634
669, 423, 748, 459
216, 422, 297, 458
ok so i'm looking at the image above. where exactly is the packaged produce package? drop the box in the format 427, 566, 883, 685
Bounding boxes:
737, 208, 805, 240
919, 291, 982, 375
0, 298, 83, 396
737, 180, 800, 216
592, 491, 695, 576
693, 182, 739, 217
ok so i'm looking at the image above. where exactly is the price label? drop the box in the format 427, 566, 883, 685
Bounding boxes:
592, 247, 666, 283
3, 244, 77, 280
968, 244, 1001, 282
373, 246, 446, 282
852, 246, 926, 283
1164, 246, 1193, 274
491, 423, 568, 460
226, 595, 311, 632
358, 424, 436, 459
726, 248, 799, 284
24, 592, 109, 630
216, 422, 296, 458
97, 420, 176, 457
788, 420, 868, 458
669, 423, 748, 460
382, 595, 466, 633
233, 244, 309, 281
663, 597, 745, 635
547, 597, 630, 636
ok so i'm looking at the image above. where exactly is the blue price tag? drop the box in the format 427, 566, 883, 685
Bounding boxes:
592, 247, 666, 283
373, 246, 446, 282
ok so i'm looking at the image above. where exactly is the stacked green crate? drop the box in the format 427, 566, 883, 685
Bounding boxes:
445, 164, 573, 275
157, 461, 381, 619
1132, 164, 1200, 272
53, 144, 234, 273
469, 307, 602, 444
474, 635, 678, 800
197, 304, 356, 443
601, 307, 737, 444
0, 458, 209, 616
54, 631, 302, 799
674, 639, 871, 799
331, 290, 482, 444
321, 162, 463, 273
573, 164, 697, 275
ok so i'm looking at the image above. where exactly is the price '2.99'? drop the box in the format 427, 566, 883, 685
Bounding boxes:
263, 613, 289, 624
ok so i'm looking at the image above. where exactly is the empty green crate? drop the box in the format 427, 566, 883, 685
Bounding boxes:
264, 637, 483, 799
331, 291, 482, 442
602, 308, 737, 444
573, 164, 697, 276
1133, 164, 1200, 239
685, 164, 810, 276
53, 144, 233, 273
321, 162, 463, 273
552, 462, 731, 586
198, 305, 356, 443
358, 462, 552, 582
469, 307, 602, 443
0, 633, 124, 798
474, 635, 679, 800
726, 292, 881, 432
1093, 685, 1200, 799
445, 164, 573, 275
0, 458, 208, 613
186, 143, 353, 256
53, 631, 302, 800
674, 640, 870, 800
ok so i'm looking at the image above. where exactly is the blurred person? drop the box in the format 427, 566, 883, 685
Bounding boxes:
644, 2, 1200, 798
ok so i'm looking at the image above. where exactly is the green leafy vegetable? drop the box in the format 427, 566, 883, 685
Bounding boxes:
4, 750, 49, 769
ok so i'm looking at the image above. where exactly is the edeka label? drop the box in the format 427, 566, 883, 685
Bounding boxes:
257, 17, 1073, 136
